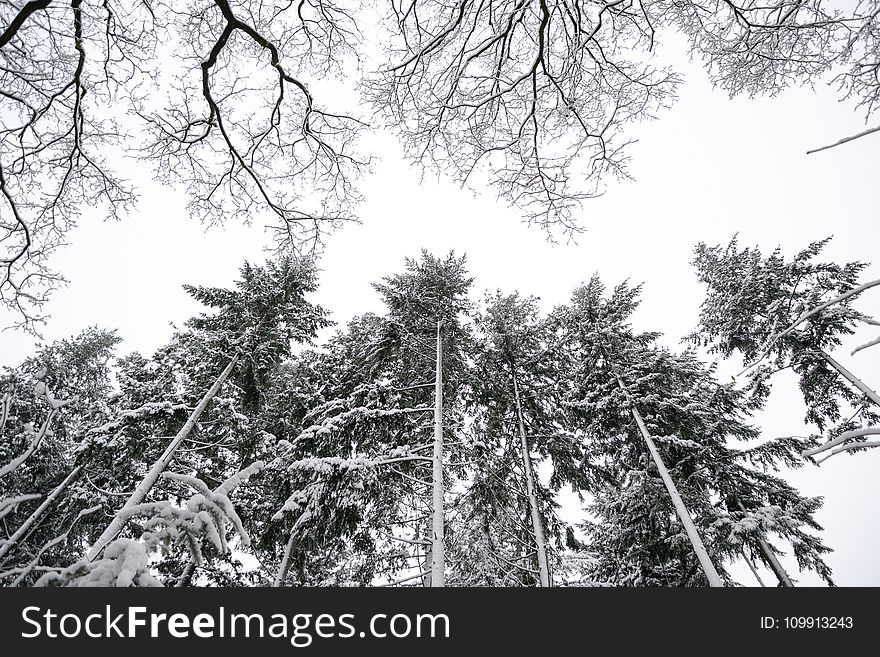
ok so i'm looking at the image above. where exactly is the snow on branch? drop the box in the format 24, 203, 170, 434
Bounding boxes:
0, 494, 41, 520
0, 370, 73, 480
802, 427, 880, 463
806, 124, 880, 155
724, 506, 788, 542
813, 441, 880, 464
294, 405, 434, 443
0, 391, 11, 434
36, 538, 162, 588
281, 449, 433, 476
9, 505, 101, 586
744, 278, 880, 372
851, 335, 880, 357
38, 462, 265, 586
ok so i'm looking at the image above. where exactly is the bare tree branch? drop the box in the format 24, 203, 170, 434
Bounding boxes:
806, 123, 880, 154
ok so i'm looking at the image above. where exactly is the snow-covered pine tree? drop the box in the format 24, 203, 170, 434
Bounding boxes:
0, 329, 120, 583
84, 256, 327, 576
255, 317, 392, 586
691, 237, 880, 463
459, 292, 579, 586
268, 251, 474, 586
552, 277, 832, 586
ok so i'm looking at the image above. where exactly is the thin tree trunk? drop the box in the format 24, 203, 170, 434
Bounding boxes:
274, 526, 298, 587
419, 519, 432, 587
742, 551, 766, 587
818, 349, 880, 407
87, 354, 240, 560
0, 465, 82, 562
176, 559, 197, 587
735, 498, 794, 587
430, 320, 445, 587
421, 542, 432, 587
512, 371, 550, 587
614, 375, 724, 587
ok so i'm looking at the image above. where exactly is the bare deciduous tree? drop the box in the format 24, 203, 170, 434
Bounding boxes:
367, 0, 680, 232
369, 1, 880, 231
3, 1, 879, 329
1, 0, 367, 330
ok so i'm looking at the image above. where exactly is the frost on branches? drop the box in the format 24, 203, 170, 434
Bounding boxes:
691, 236, 880, 464
37, 462, 264, 587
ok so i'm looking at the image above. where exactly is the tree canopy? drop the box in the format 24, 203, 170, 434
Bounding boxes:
2, 0, 879, 329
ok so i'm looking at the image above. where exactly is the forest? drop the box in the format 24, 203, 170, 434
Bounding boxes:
1, 240, 878, 587
1, 2, 878, 586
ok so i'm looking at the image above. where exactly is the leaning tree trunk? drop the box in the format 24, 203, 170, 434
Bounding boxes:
735, 498, 794, 587
742, 550, 766, 587
818, 349, 880, 407
87, 354, 240, 560
176, 559, 197, 588
430, 320, 445, 587
0, 465, 82, 562
613, 373, 724, 587
512, 371, 551, 587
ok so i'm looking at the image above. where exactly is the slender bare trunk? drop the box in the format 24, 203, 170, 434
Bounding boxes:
87, 354, 240, 560
742, 551, 766, 587
735, 499, 793, 587
0, 408, 58, 479
614, 375, 724, 587
430, 321, 445, 587
818, 349, 880, 407
0, 465, 82, 562
512, 371, 550, 587
274, 526, 298, 587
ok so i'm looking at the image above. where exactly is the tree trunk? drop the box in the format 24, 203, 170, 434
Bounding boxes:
734, 498, 794, 587
430, 321, 445, 587
87, 354, 240, 560
421, 540, 432, 587
176, 559, 197, 587
0, 408, 58, 479
512, 371, 550, 587
818, 349, 880, 407
0, 464, 82, 562
614, 375, 724, 587
274, 526, 298, 587
742, 550, 766, 587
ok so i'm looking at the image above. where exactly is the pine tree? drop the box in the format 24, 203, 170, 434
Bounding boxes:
268, 251, 474, 586
85, 256, 327, 570
0, 329, 120, 582
691, 236, 880, 463
552, 277, 832, 586
462, 292, 578, 586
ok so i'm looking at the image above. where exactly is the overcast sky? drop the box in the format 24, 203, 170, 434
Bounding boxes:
1, 31, 877, 586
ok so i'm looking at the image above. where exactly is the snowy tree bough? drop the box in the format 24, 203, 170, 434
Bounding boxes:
85, 354, 240, 561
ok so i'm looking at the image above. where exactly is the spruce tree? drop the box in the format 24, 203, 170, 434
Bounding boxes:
552, 277, 832, 586
84, 256, 326, 575
691, 236, 880, 463
268, 251, 474, 586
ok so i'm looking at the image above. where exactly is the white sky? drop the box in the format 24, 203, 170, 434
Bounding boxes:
1, 31, 878, 586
